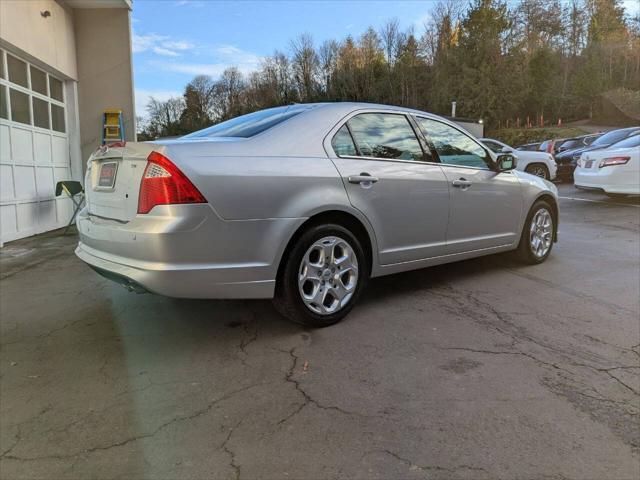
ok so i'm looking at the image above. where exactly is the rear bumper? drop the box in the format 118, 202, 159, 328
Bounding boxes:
75, 204, 305, 299
574, 167, 640, 195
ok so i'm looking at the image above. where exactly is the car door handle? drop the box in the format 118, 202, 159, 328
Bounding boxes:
348, 174, 379, 184
452, 178, 472, 188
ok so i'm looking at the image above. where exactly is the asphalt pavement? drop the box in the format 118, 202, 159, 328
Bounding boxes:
1, 184, 638, 480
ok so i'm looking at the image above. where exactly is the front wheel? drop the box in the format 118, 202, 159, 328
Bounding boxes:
273, 224, 369, 327
514, 200, 556, 264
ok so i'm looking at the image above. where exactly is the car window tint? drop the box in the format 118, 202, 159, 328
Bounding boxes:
592, 129, 638, 146
610, 134, 640, 149
483, 140, 502, 153
347, 113, 424, 161
419, 118, 488, 169
184, 104, 313, 139
331, 124, 357, 156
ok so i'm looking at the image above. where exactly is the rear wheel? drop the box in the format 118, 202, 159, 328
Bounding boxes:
514, 200, 555, 265
273, 224, 369, 327
525, 163, 550, 180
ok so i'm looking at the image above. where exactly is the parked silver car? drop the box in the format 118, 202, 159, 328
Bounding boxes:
76, 103, 559, 326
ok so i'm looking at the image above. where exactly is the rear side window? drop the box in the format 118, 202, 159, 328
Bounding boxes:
345, 113, 424, 161
331, 125, 357, 156
184, 105, 312, 139
418, 118, 489, 169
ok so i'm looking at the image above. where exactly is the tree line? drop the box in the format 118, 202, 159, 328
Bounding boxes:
138, 0, 640, 140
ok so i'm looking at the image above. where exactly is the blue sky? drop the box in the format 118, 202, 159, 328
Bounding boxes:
132, 0, 640, 117
132, 0, 449, 115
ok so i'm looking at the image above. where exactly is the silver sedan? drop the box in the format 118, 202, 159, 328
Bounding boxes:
76, 103, 559, 326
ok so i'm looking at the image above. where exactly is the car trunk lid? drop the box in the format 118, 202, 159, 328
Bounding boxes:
85, 142, 156, 222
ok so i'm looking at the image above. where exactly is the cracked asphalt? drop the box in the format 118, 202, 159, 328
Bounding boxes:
1, 184, 638, 480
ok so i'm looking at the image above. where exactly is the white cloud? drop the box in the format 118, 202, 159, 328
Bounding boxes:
153, 47, 180, 57
149, 61, 229, 77
174, 0, 205, 6
135, 88, 183, 119
212, 44, 262, 71
146, 45, 263, 79
132, 33, 194, 57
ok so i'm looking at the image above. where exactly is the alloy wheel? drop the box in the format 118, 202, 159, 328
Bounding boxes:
528, 165, 548, 179
298, 236, 359, 315
529, 208, 553, 259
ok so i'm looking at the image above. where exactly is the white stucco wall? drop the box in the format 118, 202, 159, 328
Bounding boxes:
0, 0, 78, 80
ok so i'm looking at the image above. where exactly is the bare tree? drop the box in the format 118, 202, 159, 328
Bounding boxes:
290, 33, 319, 101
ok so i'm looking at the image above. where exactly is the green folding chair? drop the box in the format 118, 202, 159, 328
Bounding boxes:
55, 181, 85, 234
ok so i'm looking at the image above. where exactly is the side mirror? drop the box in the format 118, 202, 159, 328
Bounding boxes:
497, 153, 517, 171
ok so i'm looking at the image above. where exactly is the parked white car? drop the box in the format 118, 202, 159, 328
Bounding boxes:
574, 134, 640, 198
481, 138, 557, 180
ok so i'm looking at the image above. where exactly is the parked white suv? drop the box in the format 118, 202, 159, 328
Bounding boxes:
481, 138, 557, 180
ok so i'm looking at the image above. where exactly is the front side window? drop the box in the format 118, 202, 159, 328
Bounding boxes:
346, 113, 424, 161
331, 124, 357, 156
418, 118, 489, 169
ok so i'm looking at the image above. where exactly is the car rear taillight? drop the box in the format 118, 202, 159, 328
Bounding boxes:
599, 156, 630, 168
137, 151, 206, 214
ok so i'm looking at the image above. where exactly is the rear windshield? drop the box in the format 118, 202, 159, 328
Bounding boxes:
610, 134, 640, 149
183, 104, 313, 139
559, 139, 581, 150
592, 128, 639, 146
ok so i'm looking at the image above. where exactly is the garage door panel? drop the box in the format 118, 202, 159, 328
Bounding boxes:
34, 132, 52, 164
0, 205, 18, 237
38, 200, 57, 229
54, 166, 70, 185
11, 127, 33, 164
16, 202, 37, 231
52, 136, 68, 165
1, 164, 14, 200
1, 49, 73, 244
14, 166, 37, 199
0, 125, 10, 162
36, 167, 55, 199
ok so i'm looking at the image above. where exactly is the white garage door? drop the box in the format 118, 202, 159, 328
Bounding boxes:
0, 49, 75, 244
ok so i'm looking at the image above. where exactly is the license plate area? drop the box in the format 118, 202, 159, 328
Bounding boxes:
97, 161, 118, 189
584, 160, 594, 169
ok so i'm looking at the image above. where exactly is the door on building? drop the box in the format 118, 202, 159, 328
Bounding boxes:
0, 49, 75, 244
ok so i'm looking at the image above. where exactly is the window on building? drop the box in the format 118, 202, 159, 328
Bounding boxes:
51, 104, 65, 132
30, 66, 48, 96
9, 88, 30, 125
7, 55, 28, 88
49, 77, 63, 102
0, 85, 7, 119
33, 97, 50, 129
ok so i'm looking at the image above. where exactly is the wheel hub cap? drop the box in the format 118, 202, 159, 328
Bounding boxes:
298, 236, 359, 315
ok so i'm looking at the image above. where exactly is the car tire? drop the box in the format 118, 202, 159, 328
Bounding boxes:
273, 224, 369, 327
514, 200, 555, 265
525, 163, 549, 180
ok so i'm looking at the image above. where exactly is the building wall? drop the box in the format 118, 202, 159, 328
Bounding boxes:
74, 8, 136, 165
0, 0, 78, 80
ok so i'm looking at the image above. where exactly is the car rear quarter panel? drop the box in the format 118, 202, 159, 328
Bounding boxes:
160, 152, 350, 220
